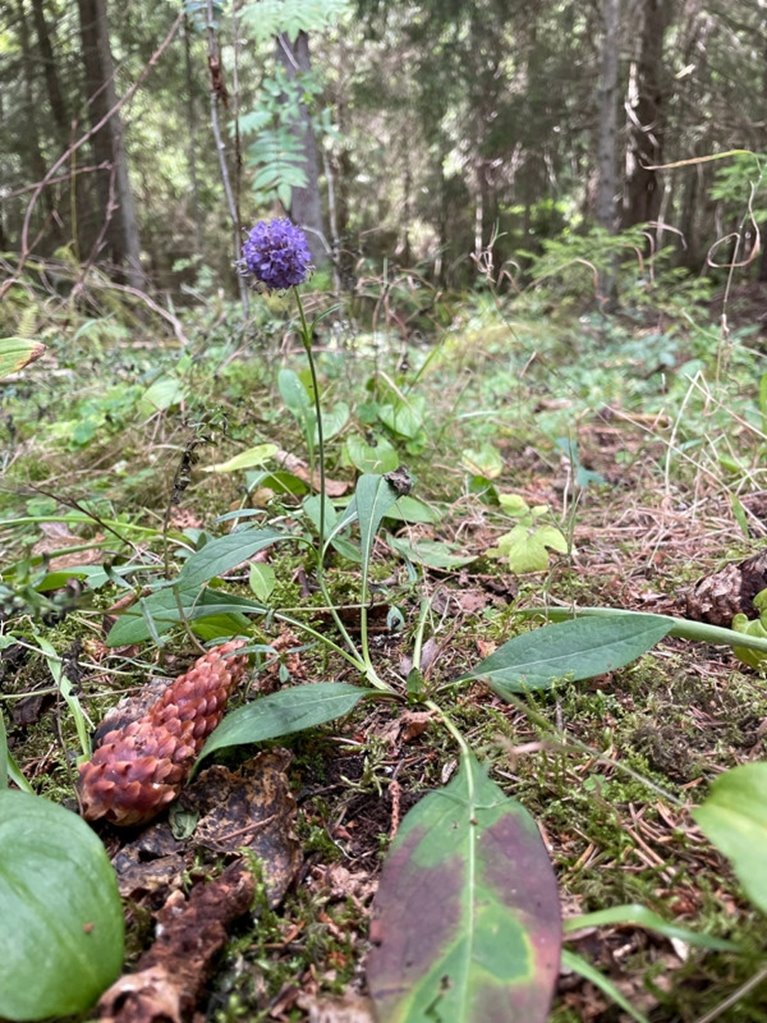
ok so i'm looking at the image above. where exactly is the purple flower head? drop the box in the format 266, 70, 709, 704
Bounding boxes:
240, 218, 312, 291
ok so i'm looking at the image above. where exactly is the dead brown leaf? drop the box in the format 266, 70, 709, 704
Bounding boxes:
295, 992, 376, 1023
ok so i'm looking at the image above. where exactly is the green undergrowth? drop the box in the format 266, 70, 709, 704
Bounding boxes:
3, 279, 767, 1021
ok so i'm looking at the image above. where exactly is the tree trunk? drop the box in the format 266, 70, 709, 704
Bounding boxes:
77, 0, 145, 287
16, 0, 54, 228
622, 0, 673, 228
596, 0, 621, 231
183, 14, 202, 252
275, 30, 327, 268
30, 0, 70, 149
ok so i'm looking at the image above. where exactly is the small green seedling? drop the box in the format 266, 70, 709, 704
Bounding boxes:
489, 493, 569, 573
731, 587, 767, 669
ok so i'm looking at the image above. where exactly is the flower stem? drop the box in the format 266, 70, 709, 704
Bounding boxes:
293, 288, 325, 551
292, 288, 385, 682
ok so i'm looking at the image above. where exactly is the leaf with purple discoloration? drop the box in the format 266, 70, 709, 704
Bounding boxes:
367, 753, 561, 1022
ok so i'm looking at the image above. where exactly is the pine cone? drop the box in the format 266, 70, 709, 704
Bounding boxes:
78, 640, 249, 826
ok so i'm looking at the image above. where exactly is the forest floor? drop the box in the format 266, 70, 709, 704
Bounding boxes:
2, 279, 767, 1022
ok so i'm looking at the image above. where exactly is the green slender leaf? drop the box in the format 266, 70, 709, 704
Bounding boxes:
564, 904, 735, 951
0, 712, 7, 789
177, 527, 285, 589
202, 443, 279, 473
198, 682, 373, 763
561, 950, 648, 1023
34, 634, 92, 758
107, 586, 267, 646
0, 337, 45, 379
356, 474, 399, 582
693, 763, 767, 913
465, 614, 673, 693
367, 753, 561, 1022
0, 791, 124, 1020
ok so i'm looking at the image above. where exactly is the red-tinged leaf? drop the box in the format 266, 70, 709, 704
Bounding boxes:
367, 753, 561, 1023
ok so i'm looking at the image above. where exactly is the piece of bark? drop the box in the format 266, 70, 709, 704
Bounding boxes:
97, 860, 254, 1023
685, 551, 767, 626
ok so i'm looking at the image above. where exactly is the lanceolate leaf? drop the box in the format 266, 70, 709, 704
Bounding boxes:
367, 754, 561, 1022
197, 682, 374, 763
107, 587, 267, 645
464, 614, 673, 693
177, 527, 285, 589
355, 474, 399, 587
0, 791, 124, 1020
693, 762, 767, 913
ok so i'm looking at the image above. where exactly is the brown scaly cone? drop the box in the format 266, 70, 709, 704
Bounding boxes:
78, 640, 249, 827
685, 550, 767, 627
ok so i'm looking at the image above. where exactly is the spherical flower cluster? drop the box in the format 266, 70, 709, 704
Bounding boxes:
239, 218, 312, 291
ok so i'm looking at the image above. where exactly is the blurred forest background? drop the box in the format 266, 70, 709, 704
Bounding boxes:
1, 0, 766, 303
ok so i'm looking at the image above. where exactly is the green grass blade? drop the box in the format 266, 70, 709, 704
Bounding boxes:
561, 949, 649, 1023
565, 903, 735, 950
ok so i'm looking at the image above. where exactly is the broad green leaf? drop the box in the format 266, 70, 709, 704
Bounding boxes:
693, 763, 767, 913
303, 493, 338, 534
0, 791, 124, 1020
464, 614, 673, 692
249, 562, 276, 602
499, 493, 531, 515
387, 535, 476, 570
345, 433, 399, 473
462, 444, 503, 479
202, 443, 278, 473
178, 527, 285, 589
198, 682, 373, 762
278, 368, 311, 412
377, 396, 425, 440
107, 586, 267, 645
0, 337, 45, 379
385, 495, 443, 524
137, 375, 184, 416
190, 612, 252, 640
492, 524, 568, 573
248, 469, 309, 496
305, 496, 361, 562
367, 754, 561, 1022
316, 401, 350, 443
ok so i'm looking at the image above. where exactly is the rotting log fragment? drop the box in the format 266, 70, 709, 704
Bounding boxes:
97, 860, 255, 1023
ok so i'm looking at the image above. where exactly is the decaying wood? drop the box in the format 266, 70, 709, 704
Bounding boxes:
684, 550, 767, 627
97, 860, 254, 1023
